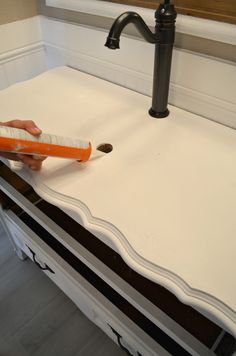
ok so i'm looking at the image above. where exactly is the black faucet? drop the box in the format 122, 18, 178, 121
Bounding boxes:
105, 0, 177, 118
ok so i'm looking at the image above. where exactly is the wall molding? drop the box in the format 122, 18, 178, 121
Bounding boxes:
0, 42, 44, 64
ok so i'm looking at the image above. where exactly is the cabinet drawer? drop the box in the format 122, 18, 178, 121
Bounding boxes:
3, 209, 167, 356
3, 212, 33, 257
3, 209, 97, 320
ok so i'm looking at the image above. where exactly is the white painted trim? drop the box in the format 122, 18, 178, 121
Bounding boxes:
0, 42, 44, 64
46, 0, 236, 45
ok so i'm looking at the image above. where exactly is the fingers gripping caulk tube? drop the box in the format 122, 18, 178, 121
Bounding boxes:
0, 126, 92, 162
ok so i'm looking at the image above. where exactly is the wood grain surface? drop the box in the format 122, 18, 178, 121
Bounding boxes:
102, 0, 236, 24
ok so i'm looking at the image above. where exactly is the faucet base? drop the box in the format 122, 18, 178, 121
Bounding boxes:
149, 108, 169, 118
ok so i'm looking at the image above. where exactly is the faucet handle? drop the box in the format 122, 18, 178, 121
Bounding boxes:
156, 0, 177, 23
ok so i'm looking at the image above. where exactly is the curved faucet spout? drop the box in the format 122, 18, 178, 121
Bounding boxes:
105, 12, 158, 49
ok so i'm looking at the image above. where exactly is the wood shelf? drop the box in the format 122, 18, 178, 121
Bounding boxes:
102, 0, 236, 24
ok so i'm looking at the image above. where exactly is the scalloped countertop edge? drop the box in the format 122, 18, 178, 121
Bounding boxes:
0, 66, 235, 336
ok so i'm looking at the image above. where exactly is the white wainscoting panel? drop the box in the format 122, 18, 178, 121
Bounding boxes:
0, 66, 8, 91
0, 17, 47, 90
1, 48, 47, 89
41, 17, 236, 128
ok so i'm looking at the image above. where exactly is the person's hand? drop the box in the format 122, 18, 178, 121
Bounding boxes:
0, 120, 46, 170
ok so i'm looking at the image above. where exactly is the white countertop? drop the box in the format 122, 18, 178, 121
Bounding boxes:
0, 66, 235, 335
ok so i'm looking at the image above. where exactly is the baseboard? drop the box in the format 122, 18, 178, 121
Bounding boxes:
0, 42, 43, 64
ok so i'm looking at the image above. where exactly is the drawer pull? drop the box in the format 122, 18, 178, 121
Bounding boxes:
27, 245, 55, 274
108, 324, 142, 356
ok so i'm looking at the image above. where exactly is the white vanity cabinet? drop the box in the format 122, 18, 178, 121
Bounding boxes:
0, 161, 234, 356
0, 175, 163, 356
0, 67, 235, 355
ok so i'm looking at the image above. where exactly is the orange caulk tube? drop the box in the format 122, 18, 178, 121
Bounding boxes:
0, 126, 92, 162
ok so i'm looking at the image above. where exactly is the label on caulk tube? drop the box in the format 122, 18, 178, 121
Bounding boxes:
0, 126, 92, 162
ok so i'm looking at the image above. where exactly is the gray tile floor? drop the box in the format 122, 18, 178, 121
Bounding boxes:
0, 222, 124, 356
